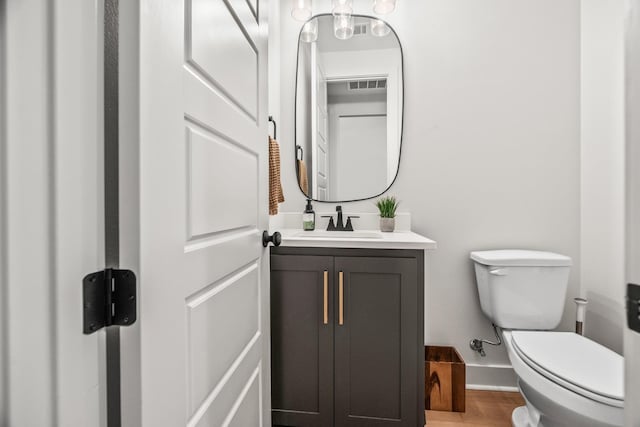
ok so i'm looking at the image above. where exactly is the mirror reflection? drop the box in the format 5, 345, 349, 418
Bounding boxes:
295, 14, 403, 202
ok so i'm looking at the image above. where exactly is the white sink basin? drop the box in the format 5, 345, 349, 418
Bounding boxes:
293, 230, 383, 239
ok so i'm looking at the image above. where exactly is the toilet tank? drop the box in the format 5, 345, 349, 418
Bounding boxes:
470, 250, 572, 330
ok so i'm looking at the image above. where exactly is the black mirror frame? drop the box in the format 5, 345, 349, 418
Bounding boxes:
294, 13, 405, 203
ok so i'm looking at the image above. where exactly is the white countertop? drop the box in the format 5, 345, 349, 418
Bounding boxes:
278, 229, 437, 250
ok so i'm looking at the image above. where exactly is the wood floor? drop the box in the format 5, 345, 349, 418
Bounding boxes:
426, 390, 525, 427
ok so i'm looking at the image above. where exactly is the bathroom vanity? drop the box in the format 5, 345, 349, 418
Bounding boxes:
270, 230, 436, 427
271, 11, 437, 425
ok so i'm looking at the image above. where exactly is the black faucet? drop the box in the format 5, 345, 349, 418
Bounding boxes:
322, 206, 359, 231
335, 206, 344, 230
324, 215, 337, 231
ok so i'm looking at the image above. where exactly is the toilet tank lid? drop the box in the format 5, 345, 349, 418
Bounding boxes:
470, 250, 572, 267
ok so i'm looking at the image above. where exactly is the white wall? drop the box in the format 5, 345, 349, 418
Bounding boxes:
272, 0, 582, 388
624, 0, 640, 420
0, 0, 6, 418
580, 0, 626, 354
2, 0, 106, 424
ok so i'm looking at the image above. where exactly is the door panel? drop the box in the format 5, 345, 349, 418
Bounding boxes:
187, 0, 259, 118
134, 0, 269, 425
190, 346, 262, 427
348, 272, 402, 420
187, 263, 260, 414
336, 115, 387, 201
270, 255, 334, 427
334, 257, 419, 427
186, 124, 258, 239
225, 369, 262, 427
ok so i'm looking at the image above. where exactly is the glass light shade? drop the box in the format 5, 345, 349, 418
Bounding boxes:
291, 0, 312, 21
372, 0, 397, 14
371, 19, 390, 37
331, 0, 353, 16
300, 19, 318, 43
334, 14, 354, 40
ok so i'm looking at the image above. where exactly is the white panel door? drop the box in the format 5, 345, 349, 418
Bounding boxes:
311, 45, 329, 200
131, 0, 270, 426
336, 115, 387, 201
625, 1, 640, 425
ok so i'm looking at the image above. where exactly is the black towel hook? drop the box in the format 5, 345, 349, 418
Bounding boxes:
268, 116, 277, 139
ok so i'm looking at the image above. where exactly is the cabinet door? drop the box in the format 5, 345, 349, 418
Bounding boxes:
334, 256, 419, 427
270, 255, 334, 427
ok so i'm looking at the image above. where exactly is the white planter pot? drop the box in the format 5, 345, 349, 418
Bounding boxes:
380, 217, 395, 232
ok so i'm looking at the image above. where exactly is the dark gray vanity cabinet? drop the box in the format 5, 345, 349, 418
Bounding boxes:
271, 248, 425, 427
271, 254, 335, 427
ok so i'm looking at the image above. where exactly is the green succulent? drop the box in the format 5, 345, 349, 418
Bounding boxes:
376, 196, 399, 218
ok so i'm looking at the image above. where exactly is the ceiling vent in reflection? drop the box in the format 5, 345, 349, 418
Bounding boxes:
353, 23, 368, 36
347, 78, 387, 91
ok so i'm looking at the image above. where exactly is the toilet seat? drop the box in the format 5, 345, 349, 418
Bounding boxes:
510, 331, 624, 408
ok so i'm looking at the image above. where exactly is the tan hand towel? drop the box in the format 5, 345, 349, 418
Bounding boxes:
297, 159, 309, 196
269, 137, 285, 215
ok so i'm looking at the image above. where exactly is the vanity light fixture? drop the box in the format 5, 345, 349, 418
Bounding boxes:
372, 0, 397, 15
291, 0, 312, 21
331, 0, 353, 16
334, 14, 354, 40
371, 19, 390, 37
293, 0, 397, 29
300, 19, 318, 42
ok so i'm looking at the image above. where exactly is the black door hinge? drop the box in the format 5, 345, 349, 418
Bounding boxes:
83, 268, 137, 334
627, 283, 640, 334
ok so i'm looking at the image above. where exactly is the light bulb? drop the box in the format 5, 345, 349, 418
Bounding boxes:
334, 14, 354, 40
332, 0, 353, 16
371, 19, 390, 37
300, 19, 318, 43
372, 0, 397, 15
291, 0, 312, 22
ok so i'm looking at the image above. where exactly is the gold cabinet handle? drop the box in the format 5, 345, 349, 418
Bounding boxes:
339, 271, 344, 325
323, 270, 328, 325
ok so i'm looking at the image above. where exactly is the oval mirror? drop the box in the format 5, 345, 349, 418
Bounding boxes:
295, 14, 403, 202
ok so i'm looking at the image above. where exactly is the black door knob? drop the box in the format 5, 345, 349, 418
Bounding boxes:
262, 230, 282, 247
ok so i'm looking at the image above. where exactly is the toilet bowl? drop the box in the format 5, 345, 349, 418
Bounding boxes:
470, 250, 624, 427
503, 330, 623, 427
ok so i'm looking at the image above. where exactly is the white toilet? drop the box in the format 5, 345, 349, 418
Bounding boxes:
470, 250, 624, 427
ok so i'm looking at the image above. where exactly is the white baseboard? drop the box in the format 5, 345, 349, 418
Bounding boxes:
465, 363, 518, 391
466, 384, 520, 392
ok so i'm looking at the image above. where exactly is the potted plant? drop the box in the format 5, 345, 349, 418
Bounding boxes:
375, 196, 399, 232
